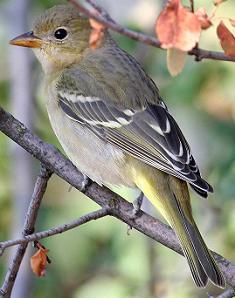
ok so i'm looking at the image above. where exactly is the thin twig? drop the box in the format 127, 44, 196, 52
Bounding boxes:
86, 0, 113, 22
190, 0, 194, 12
162, 0, 169, 9
0, 208, 109, 253
0, 165, 52, 298
69, 0, 235, 63
70, 0, 161, 46
216, 288, 235, 298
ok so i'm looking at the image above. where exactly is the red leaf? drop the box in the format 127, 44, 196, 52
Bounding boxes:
217, 21, 235, 57
30, 243, 50, 277
195, 8, 213, 30
89, 18, 106, 49
156, 0, 201, 51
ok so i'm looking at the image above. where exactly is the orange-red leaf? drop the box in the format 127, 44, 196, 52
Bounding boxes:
89, 18, 106, 49
156, 0, 201, 51
195, 8, 213, 30
30, 244, 49, 277
217, 21, 235, 57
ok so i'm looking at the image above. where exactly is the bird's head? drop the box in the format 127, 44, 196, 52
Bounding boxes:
10, 5, 92, 74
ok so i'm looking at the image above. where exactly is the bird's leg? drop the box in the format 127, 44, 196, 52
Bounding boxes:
131, 192, 144, 219
127, 193, 144, 232
68, 174, 91, 193
80, 174, 92, 193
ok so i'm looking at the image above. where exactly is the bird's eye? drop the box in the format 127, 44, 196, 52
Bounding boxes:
54, 28, 68, 40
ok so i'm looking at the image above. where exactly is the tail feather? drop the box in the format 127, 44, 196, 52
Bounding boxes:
179, 236, 208, 287
173, 194, 225, 287
132, 164, 225, 288
190, 184, 208, 198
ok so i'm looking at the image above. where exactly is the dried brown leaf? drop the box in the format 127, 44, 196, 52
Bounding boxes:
167, 48, 187, 76
89, 18, 106, 49
30, 243, 50, 277
195, 8, 213, 30
156, 0, 201, 51
89, 18, 105, 32
217, 21, 235, 57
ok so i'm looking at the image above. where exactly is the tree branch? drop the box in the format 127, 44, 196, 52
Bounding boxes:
216, 288, 235, 298
0, 164, 52, 298
0, 105, 235, 289
69, 0, 235, 63
0, 208, 109, 253
189, 0, 194, 12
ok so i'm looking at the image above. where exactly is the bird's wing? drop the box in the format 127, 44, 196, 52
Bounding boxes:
56, 67, 212, 197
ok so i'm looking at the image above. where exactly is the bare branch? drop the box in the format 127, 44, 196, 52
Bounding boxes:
69, 0, 161, 46
86, 0, 113, 22
209, 287, 235, 298
0, 208, 109, 253
0, 165, 52, 298
189, 0, 194, 12
0, 105, 235, 288
216, 288, 235, 298
69, 0, 235, 63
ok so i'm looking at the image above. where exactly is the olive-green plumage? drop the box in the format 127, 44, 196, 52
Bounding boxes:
10, 4, 225, 287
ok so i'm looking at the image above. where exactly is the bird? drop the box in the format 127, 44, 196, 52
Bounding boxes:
10, 4, 225, 288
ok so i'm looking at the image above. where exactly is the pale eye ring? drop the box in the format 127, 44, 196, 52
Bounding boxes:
54, 27, 68, 40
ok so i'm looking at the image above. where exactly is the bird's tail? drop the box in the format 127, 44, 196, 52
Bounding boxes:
131, 163, 225, 288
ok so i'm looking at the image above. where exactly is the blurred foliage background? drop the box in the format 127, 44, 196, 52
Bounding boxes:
0, 0, 235, 297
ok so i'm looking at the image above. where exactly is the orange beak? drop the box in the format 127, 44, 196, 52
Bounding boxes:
9, 31, 42, 48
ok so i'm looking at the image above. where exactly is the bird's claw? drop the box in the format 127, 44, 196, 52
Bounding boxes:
130, 192, 144, 219
80, 175, 92, 193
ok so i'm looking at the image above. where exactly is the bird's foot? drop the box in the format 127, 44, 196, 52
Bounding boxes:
81, 175, 92, 193
130, 192, 144, 219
